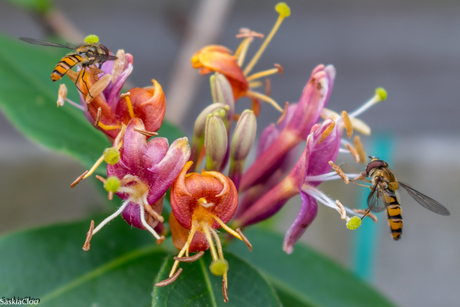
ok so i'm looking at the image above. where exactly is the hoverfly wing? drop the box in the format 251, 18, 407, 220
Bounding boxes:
19, 37, 76, 50
367, 180, 388, 213
399, 182, 450, 216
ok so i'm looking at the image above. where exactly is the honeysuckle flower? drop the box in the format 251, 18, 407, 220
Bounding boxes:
191, 3, 291, 113
235, 119, 363, 254
239, 64, 335, 192
82, 118, 191, 250
62, 43, 166, 141
156, 161, 252, 303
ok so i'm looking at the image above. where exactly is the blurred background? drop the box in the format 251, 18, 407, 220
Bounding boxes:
0, 0, 459, 306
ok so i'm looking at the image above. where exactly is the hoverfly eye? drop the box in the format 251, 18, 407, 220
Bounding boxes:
100, 45, 109, 55
366, 160, 386, 175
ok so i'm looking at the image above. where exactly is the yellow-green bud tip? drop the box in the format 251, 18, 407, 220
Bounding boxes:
84, 34, 99, 44
276, 2, 291, 17
209, 259, 229, 276
346, 216, 362, 230
103, 147, 120, 165
104, 176, 120, 192
375, 87, 387, 101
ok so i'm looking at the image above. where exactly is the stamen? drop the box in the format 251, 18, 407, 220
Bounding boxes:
173, 251, 204, 262
320, 108, 340, 121
139, 203, 162, 240
57, 84, 67, 107
83, 155, 105, 179
211, 214, 243, 241
210, 228, 225, 259
319, 120, 336, 143
203, 226, 219, 261
66, 70, 78, 82
156, 268, 183, 287
156, 237, 165, 245
133, 128, 158, 137
328, 161, 349, 184
243, 3, 290, 75
98, 122, 122, 131
345, 143, 360, 163
94, 107, 102, 126
82, 220, 95, 251
120, 92, 135, 119
70, 170, 89, 188
336, 200, 347, 220
350, 117, 371, 135
248, 81, 263, 88
354, 209, 378, 223
236, 37, 253, 67
108, 191, 114, 200
236, 28, 265, 39
353, 135, 367, 165
246, 90, 283, 112
341, 111, 353, 138
348, 88, 387, 118
111, 49, 127, 83
236, 228, 252, 251
265, 78, 271, 96
86, 74, 112, 103
276, 102, 289, 124
246, 64, 282, 82
198, 197, 215, 208
170, 224, 197, 277
113, 125, 127, 148
92, 201, 131, 236
95, 175, 106, 183
141, 201, 165, 223
222, 279, 229, 303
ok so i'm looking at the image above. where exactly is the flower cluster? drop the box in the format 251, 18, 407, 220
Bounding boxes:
53, 2, 387, 302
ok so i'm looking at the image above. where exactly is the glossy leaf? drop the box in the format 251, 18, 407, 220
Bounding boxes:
152, 252, 282, 307
228, 228, 395, 307
0, 33, 184, 170
3, 0, 52, 13
0, 215, 168, 306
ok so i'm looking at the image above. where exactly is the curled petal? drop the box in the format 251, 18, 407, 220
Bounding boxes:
283, 192, 318, 254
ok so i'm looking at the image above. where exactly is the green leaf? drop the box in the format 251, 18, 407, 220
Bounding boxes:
0, 215, 167, 307
152, 252, 282, 307
227, 228, 395, 307
3, 0, 52, 13
0, 33, 185, 170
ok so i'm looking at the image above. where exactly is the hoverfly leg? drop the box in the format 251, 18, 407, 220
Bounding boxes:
360, 208, 372, 220
349, 179, 373, 190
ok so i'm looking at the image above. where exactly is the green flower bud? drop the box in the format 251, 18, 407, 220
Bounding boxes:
205, 114, 228, 171
231, 110, 257, 162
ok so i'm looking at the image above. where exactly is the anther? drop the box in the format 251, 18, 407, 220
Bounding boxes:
222, 279, 229, 303
274, 63, 283, 74
155, 268, 183, 287
236, 228, 252, 251
95, 175, 106, 183
94, 107, 102, 127
156, 236, 165, 245
82, 220, 95, 251
341, 111, 353, 138
86, 74, 112, 103
57, 84, 67, 107
141, 202, 164, 223
236, 28, 264, 39
174, 251, 205, 262
70, 170, 89, 188
112, 49, 127, 83
336, 200, 347, 220
108, 191, 113, 200
134, 127, 158, 137
277, 102, 289, 124
354, 135, 367, 164
345, 143, 360, 163
328, 161, 349, 184
319, 121, 336, 143
354, 209, 378, 223
265, 78, 271, 96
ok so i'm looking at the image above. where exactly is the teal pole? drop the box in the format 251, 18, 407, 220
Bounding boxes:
352, 133, 394, 280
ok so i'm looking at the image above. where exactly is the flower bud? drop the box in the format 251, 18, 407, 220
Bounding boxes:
210, 73, 234, 125
231, 110, 257, 162
205, 113, 228, 171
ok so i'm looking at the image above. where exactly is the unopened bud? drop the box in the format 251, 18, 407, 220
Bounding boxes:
210, 73, 234, 124
209, 259, 229, 276
205, 114, 228, 171
103, 147, 120, 165
193, 103, 228, 138
231, 110, 257, 162
104, 176, 120, 192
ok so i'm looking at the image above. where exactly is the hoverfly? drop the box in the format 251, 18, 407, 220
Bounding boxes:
359, 157, 450, 240
19, 37, 117, 94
